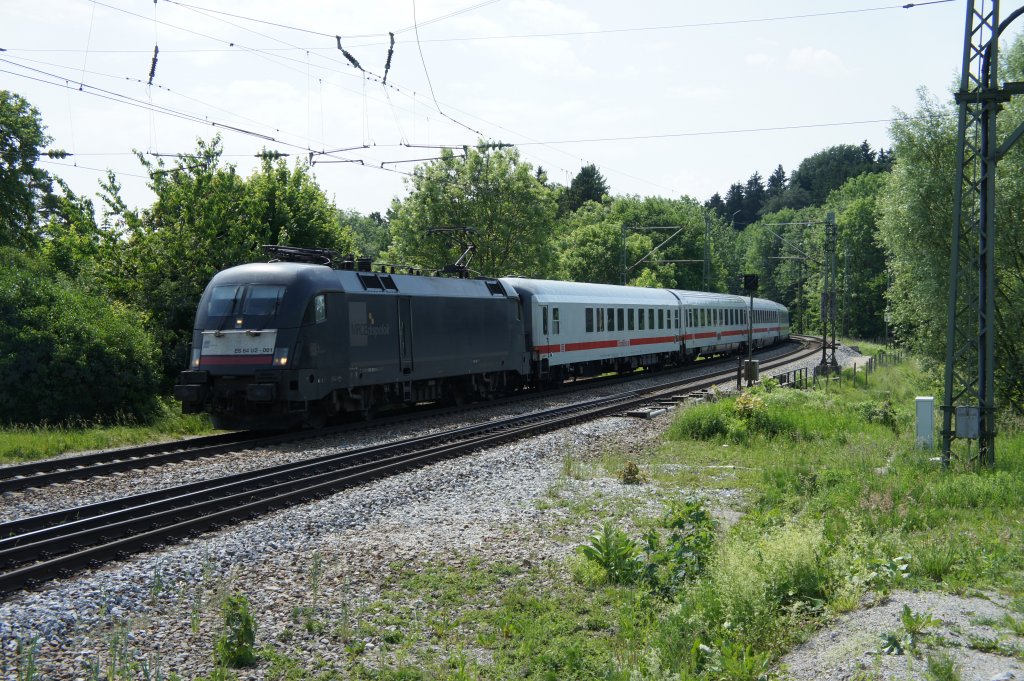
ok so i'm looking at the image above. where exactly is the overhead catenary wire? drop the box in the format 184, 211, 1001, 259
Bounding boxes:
134, 0, 952, 48
12, 1, 957, 201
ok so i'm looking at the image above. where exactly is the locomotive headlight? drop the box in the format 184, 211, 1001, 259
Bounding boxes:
190, 348, 201, 369
273, 347, 289, 367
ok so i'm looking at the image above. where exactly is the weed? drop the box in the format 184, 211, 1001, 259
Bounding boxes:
561, 451, 585, 480
912, 539, 959, 582
641, 497, 717, 596
215, 593, 257, 668
900, 604, 940, 639
618, 461, 646, 485
716, 639, 772, 681
966, 634, 1003, 653
12, 637, 39, 681
879, 630, 906, 655
308, 550, 324, 606
576, 522, 642, 584
194, 667, 238, 681
190, 581, 204, 635
925, 651, 962, 681
149, 562, 165, 605
865, 555, 911, 591
1001, 614, 1024, 636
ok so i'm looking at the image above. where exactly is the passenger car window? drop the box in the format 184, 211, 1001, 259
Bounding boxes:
553, 307, 560, 334
638, 308, 645, 330
658, 309, 664, 329
586, 308, 594, 332
597, 309, 605, 332
607, 308, 615, 332
617, 308, 624, 330
628, 309, 635, 330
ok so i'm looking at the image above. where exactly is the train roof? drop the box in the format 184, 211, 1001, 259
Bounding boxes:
502, 278, 681, 305
503, 277, 786, 311
208, 262, 519, 299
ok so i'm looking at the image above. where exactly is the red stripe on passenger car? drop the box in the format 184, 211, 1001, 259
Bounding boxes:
200, 355, 274, 366
629, 336, 676, 346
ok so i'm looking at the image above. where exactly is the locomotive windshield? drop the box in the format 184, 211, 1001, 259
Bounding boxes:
206, 284, 286, 321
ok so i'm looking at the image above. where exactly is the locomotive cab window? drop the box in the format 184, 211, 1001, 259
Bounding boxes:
314, 294, 326, 324
207, 284, 285, 319
208, 285, 244, 317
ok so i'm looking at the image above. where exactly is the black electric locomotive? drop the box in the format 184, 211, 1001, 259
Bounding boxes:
174, 253, 529, 429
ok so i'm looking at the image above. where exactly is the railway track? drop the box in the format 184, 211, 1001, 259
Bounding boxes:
0, 337, 820, 594
0, 340, 811, 493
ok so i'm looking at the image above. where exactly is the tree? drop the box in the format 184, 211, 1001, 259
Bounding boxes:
554, 202, 655, 285
827, 172, 888, 339
0, 90, 52, 250
0, 248, 161, 424
39, 178, 103, 279
342, 209, 390, 260
704, 192, 726, 217
766, 165, 787, 198
558, 163, 610, 215
556, 195, 719, 290
385, 143, 558, 278
787, 142, 884, 207
247, 153, 352, 252
724, 183, 745, 228
743, 171, 767, 224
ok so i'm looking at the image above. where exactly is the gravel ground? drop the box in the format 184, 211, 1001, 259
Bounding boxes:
5, 342, 1006, 680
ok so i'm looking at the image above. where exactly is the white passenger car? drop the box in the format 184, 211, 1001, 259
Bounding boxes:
504, 278, 789, 383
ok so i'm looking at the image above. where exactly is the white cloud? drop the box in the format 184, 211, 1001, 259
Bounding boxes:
665, 86, 728, 102
786, 47, 846, 77
746, 53, 777, 68
507, 0, 600, 31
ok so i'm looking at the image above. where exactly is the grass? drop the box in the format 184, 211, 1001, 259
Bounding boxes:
0, 398, 215, 464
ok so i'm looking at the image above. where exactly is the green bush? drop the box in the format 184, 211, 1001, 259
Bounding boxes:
0, 249, 160, 425
668, 401, 731, 440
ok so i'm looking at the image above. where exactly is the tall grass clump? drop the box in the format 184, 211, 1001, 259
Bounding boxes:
689, 520, 829, 650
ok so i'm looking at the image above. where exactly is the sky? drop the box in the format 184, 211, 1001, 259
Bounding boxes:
1, 0, 993, 217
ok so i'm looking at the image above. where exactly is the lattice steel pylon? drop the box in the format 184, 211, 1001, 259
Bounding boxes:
943, 0, 1024, 466
818, 211, 839, 373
